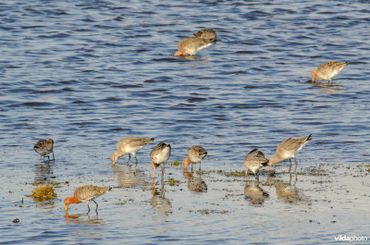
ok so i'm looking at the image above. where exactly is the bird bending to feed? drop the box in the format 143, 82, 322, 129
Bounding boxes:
244, 148, 269, 178
64, 185, 112, 214
111, 137, 154, 165
175, 28, 217, 57
268, 134, 312, 172
183, 145, 207, 172
150, 142, 171, 179
311, 61, 348, 83
34, 138, 55, 160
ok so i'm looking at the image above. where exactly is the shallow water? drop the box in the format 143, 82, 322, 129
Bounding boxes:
0, 0, 369, 244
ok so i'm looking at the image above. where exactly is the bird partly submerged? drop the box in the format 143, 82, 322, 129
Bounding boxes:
175, 28, 217, 57
310, 61, 348, 83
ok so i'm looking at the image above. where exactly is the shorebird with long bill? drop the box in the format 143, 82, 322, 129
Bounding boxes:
268, 134, 312, 173
311, 61, 348, 83
183, 145, 207, 172
64, 185, 112, 214
111, 137, 154, 165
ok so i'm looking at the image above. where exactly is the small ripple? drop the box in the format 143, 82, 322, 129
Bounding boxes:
186, 97, 208, 103
111, 83, 143, 89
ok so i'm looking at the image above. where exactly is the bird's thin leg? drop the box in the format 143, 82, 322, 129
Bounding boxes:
255, 171, 259, 181
134, 154, 138, 165
288, 159, 292, 173
52, 151, 55, 161
244, 169, 248, 182
152, 162, 156, 178
191, 163, 194, 173
87, 202, 91, 214
294, 159, 298, 174
126, 154, 131, 164
294, 159, 298, 183
92, 199, 99, 214
160, 164, 165, 194
199, 161, 202, 172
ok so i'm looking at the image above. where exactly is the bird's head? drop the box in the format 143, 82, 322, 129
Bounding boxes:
64, 196, 79, 212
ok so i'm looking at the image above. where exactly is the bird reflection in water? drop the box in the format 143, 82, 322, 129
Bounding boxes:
269, 172, 305, 204
34, 161, 56, 185
244, 179, 269, 206
150, 180, 172, 215
183, 168, 207, 193
309, 80, 343, 95
64, 213, 103, 225
113, 164, 148, 190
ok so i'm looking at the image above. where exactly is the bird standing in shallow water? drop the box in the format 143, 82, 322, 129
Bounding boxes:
111, 137, 154, 165
150, 142, 171, 180
268, 135, 312, 173
175, 28, 217, 57
34, 138, 55, 161
244, 148, 269, 179
183, 145, 207, 172
64, 185, 112, 214
311, 61, 348, 83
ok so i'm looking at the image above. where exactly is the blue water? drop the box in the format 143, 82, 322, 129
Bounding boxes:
1, 0, 369, 244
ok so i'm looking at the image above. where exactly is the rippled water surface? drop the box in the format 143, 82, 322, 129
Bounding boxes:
1, 0, 369, 244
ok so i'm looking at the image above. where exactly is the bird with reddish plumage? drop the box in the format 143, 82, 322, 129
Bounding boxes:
64, 185, 112, 214
311, 61, 348, 83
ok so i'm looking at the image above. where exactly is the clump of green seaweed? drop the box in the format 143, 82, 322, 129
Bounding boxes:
168, 177, 180, 186
170, 160, 181, 167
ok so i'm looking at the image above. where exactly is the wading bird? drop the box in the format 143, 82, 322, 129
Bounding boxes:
64, 185, 112, 214
111, 137, 154, 165
34, 138, 55, 161
311, 61, 348, 83
183, 145, 207, 172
